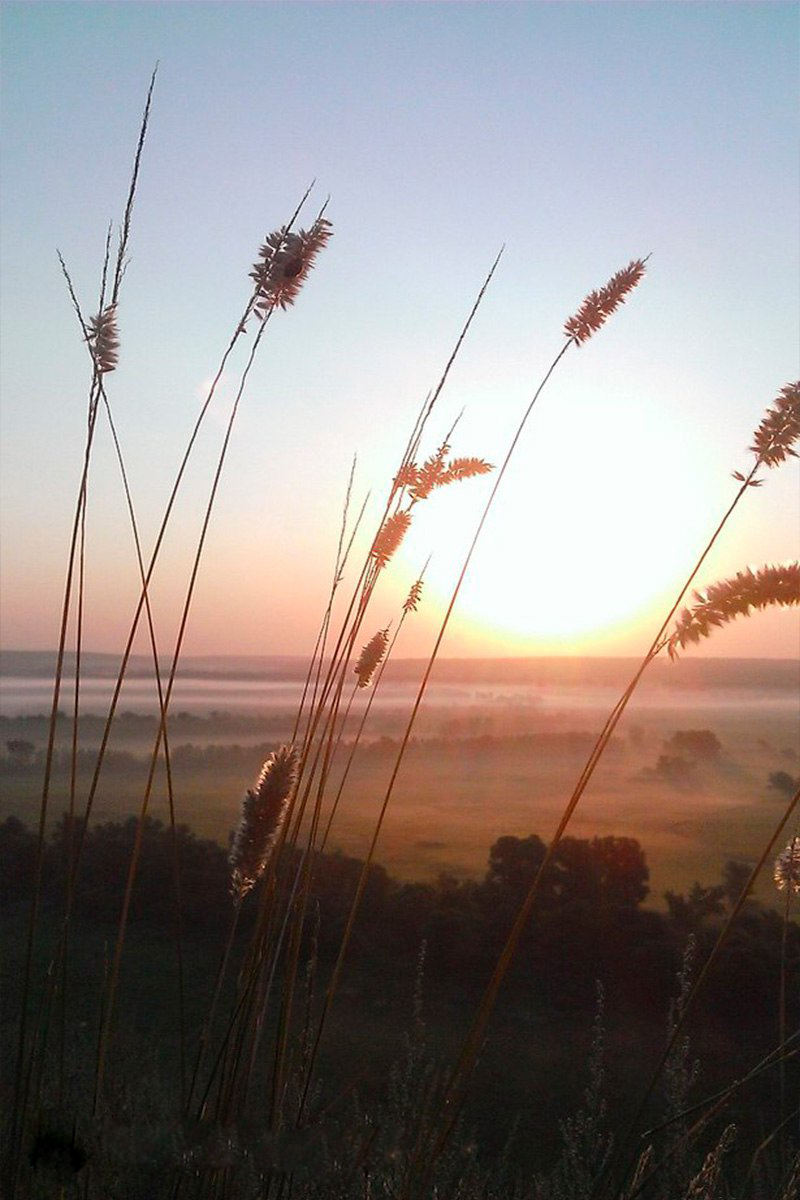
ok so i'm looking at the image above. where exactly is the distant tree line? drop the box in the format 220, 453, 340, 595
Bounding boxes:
1, 729, 620, 775
2, 815, 798, 1033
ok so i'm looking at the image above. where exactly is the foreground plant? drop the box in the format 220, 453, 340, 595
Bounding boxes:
668, 562, 800, 658
8, 77, 798, 1198
90, 199, 334, 1118
413, 381, 800, 1193
285, 254, 650, 1161
8, 81, 337, 1193
230, 747, 299, 901
8, 69, 159, 1196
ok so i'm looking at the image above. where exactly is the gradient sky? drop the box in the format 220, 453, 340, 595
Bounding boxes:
1, 2, 798, 661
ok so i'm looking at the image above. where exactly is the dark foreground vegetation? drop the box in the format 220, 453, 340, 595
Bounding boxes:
3, 814, 799, 1197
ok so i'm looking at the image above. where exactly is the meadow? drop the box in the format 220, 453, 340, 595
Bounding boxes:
2, 655, 796, 904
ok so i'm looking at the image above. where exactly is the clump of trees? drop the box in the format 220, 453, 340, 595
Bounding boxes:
768, 770, 799, 797
642, 728, 725, 787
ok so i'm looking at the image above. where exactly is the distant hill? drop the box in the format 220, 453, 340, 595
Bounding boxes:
0, 651, 306, 681
1, 650, 797, 692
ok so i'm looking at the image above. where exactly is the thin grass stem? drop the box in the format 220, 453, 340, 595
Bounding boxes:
298, 336, 573, 1128
92, 307, 276, 1113
420, 463, 766, 1185
604, 783, 800, 1198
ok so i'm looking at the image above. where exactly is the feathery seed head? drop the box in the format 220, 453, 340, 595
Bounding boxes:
564, 258, 647, 346
355, 628, 389, 688
749, 381, 800, 468
774, 837, 800, 894
230, 744, 298, 899
667, 562, 800, 659
411, 443, 451, 500
397, 449, 493, 503
403, 579, 424, 614
372, 511, 412, 568
439, 456, 494, 486
85, 303, 119, 374
250, 217, 333, 316
393, 463, 420, 493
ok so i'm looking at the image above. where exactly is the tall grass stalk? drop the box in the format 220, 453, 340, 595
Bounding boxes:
289, 250, 502, 773
777, 835, 800, 1171
628, 1032, 800, 1198
7, 69, 157, 1194
56, 250, 189, 1101
417, 389, 800, 1189
297, 256, 649, 1127
13, 132, 320, 1185
320, 567, 428, 851
184, 471, 366, 1121
60, 186, 315, 907
91, 246, 306, 1110
271, 259, 500, 894
602, 782, 800, 1198
291, 455, 365, 747
57, 229, 116, 1108
188, 259, 502, 1142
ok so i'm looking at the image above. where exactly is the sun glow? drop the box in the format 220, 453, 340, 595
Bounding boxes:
398, 396, 711, 651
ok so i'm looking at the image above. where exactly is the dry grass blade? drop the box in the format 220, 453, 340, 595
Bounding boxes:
564, 257, 648, 345
683, 1125, 736, 1198
91, 199, 323, 1115
309, 326, 581, 1162
320, 563, 429, 854
8, 70, 159, 1194
667, 562, 800, 659
415, 369, 799, 1192
601, 783, 800, 1199
287, 254, 502, 802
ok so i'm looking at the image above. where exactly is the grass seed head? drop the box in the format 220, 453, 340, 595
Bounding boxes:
411, 442, 451, 500
355, 627, 389, 688
403, 578, 424, 614
85, 303, 119, 373
393, 462, 421, 494
439, 456, 494, 486
749, 381, 800, 468
230, 744, 298, 899
667, 562, 800, 659
564, 258, 647, 346
775, 836, 800, 893
250, 216, 333, 316
400, 449, 493, 502
372, 511, 412, 568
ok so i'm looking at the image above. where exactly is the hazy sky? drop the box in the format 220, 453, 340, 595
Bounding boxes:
1, 2, 798, 661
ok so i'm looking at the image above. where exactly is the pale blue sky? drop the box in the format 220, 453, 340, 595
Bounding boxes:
1, 2, 798, 659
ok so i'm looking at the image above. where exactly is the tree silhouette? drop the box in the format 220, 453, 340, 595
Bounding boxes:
5, 739, 35, 768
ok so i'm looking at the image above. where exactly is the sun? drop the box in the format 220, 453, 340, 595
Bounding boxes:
398, 394, 710, 651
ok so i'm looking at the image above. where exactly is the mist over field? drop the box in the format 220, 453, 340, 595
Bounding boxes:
3, 653, 797, 905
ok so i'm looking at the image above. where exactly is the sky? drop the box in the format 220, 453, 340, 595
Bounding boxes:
1, 1, 798, 662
